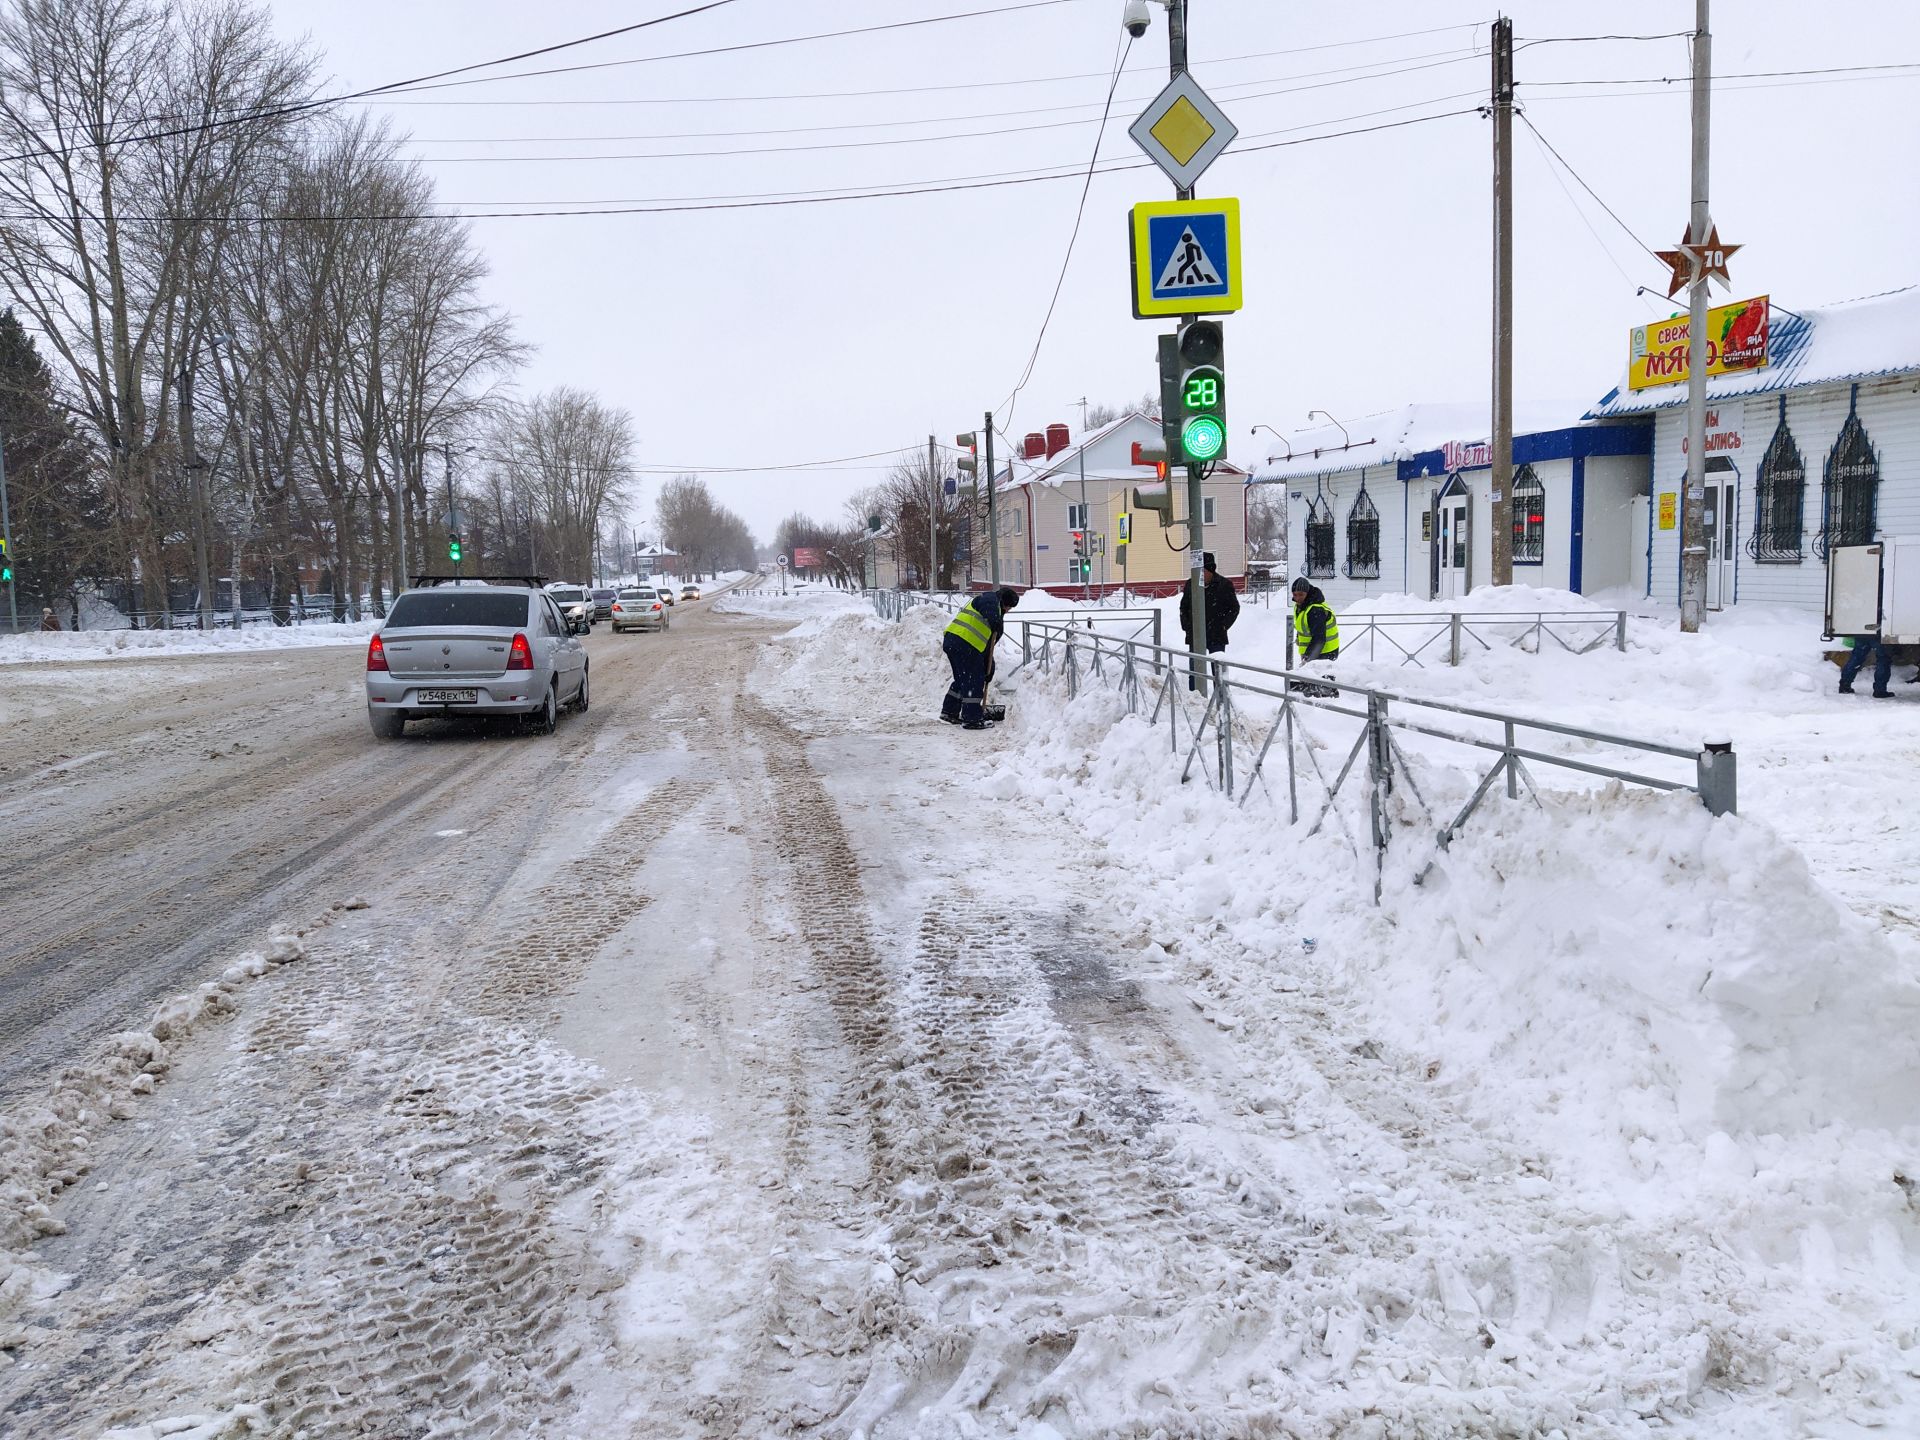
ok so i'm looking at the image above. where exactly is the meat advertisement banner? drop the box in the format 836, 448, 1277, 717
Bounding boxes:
1627, 295, 1770, 391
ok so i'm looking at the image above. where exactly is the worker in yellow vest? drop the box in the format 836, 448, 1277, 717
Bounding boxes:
1290, 576, 1341, 698
941, 586, 1021, 729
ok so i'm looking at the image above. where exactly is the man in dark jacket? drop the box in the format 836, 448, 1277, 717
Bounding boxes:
1290, 576, 1340, 697
941, 585, 1020, 729
1175, 553, 1240, 687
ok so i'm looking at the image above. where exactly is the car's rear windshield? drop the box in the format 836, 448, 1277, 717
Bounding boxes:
591, 588, 616, 599
617, 589, 651, 600
548, 587, 586, 602
385, 592, 531, 630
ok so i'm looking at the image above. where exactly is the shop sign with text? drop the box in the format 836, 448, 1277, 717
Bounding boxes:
1628, 295, 1770, 391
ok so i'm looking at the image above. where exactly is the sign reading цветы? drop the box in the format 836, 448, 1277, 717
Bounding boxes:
1628, 295, 1770, 391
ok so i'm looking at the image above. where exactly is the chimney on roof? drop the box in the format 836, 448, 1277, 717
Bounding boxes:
1023, 431, 1046, 460
1046, 422, 1070, 458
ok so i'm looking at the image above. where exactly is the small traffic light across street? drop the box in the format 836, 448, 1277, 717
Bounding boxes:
0, 536, 11, 584
448, 536, 463, 563
1176, 319, 1226, 463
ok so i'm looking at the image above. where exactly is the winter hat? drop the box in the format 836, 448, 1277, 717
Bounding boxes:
996, 585, 1021, 609
1290, 576, 1311, 595
1201, 552, 1217, 573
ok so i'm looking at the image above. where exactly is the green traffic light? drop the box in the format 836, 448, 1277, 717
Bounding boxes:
1181, 414, 1226, 462
448, 539, 462, 562
0, 566, 10, 583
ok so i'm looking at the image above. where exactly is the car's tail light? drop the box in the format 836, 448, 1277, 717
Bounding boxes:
507, 632, 533, 670
611, 603, 623, 613
366, 634, 388, 672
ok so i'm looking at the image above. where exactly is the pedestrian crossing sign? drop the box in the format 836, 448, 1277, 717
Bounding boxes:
1129, 197, 1242, 318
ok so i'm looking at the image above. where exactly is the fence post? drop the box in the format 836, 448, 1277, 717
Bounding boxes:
1066, 631, 1077, 698
1615, 610, 1628, 652
1152, 608, 1163, 672
1504, 719, 1517, 799
1217, 666, 1234, 795
1698, 737, 1737, 817
1449, 612, 1463, 666
1022, 622, 1030, 668
1366, 694, 1393, 901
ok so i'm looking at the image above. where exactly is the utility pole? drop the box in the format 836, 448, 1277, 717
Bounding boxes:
179, 355, 214, 630
1489, 14, 1515, 588
1168, 0, 1209, 695
985, 412, 999, 586
1679, 0, 1712, 632
0, 426, 15, 633
1076, 397, 1092, 601
443, 441, 460, 578
928, 434, 939, 593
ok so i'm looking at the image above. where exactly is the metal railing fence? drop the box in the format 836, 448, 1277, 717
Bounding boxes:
1334, 608, 1629, 668
984, 615, 1734, 903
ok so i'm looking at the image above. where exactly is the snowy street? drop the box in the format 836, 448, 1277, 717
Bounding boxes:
2, 589, 1919, 1438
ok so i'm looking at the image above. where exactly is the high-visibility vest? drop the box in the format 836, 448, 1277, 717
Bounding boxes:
1293, 601, 1340, 656
945, 602, 994, 653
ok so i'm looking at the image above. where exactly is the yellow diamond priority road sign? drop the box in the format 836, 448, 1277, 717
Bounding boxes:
1128, 71, 1237, 192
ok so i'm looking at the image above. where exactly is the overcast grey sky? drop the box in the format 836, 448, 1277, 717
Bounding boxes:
267, 0, 1920, 543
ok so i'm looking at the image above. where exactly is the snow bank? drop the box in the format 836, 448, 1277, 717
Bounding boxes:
0, 620, 374, 665
714, 582, 874, 638
810, 604, 1920, 1154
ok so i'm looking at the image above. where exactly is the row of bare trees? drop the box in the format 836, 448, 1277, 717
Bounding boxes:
0, 0, 639, 626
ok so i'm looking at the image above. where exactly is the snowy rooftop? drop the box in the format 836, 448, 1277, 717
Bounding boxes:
996, 411, 1249, 493
1250, 400, 1594, 484
1586, 285, 1920, 418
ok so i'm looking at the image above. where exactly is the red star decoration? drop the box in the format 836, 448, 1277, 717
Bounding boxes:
1681, 223, 1741, 291
1654, 233, 1694, 299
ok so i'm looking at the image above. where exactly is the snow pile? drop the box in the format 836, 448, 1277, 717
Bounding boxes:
750, 604, 949, 725
0, 619, 374, 665
714, 582, 875, 635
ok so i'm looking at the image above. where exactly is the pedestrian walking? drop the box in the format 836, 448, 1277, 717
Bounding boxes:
1290, 577, 1341, 698
1175, 552, 1240, 688
38, 606, 59, 632
1839, 631, 1893, 697
941, 585, 1020, 729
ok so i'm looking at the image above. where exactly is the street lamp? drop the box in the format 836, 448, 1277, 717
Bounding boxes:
1307, 410, 1350, 449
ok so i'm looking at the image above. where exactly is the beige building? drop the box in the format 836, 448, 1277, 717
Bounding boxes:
990, 413, 1248, 596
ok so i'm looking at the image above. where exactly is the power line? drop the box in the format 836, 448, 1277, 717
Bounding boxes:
392, 53, 1483, 163
0, 106, 1477, 224
367, 20, 1482, 107
376, 0, 1084, 97
997, 30, 1135, 431
1520, 60, 1920, 87
1520, 119, 1664, 310
1517, 111, 1659, 262
0, 0, 741, 167
390, 46, 1480, 147
425, 92, 1486, 206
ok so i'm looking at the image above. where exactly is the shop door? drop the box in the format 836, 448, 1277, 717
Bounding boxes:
1704, 479, 1735, 610
1437, 495, 1470, 599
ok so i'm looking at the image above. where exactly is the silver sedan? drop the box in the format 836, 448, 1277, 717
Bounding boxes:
365, 584, 588, 738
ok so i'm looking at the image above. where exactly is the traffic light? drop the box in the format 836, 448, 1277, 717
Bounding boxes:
448, 535, 462, 563
0, 536, 10, 584
1069, 528, 1090, 580
1130, 440, 1175, 528
955, 431, 978, 478
1176, 319, 1226, 463
1156, 332, 1182, 469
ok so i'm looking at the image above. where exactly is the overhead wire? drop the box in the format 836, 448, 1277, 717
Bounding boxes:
996, 29, 1134, 434
373, 0, 1084, 97
1517, 111, 1661, 264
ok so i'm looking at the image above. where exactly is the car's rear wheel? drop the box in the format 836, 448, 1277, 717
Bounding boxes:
573, 666, 590, 714
530, 683, 558, 736
368, 706, 406, 739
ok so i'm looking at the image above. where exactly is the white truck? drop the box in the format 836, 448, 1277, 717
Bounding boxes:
1825, 538, 1920, 643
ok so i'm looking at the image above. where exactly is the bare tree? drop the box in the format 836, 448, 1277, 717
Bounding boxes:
0, 0, 316, 620
486, 388, 635, 582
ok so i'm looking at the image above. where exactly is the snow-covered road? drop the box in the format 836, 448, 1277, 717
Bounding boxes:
2, 588, 1916, 1438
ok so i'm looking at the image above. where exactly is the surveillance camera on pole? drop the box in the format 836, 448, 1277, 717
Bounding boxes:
1121, 0, 1152, 38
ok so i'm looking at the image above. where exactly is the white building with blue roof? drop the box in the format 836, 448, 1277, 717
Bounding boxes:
1254, 402, 1653, 611
1585, 286, 1920, 614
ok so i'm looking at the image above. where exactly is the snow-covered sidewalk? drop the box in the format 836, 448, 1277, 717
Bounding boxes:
761, 591, 1920, 1435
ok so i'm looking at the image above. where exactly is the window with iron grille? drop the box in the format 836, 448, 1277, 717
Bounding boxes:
1750, 402, 1805, 563
1511, 465, 1544, 565
1305, 496, 1335, 577
1817, 402, 1879, 557
1344, 485, 1380, 579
